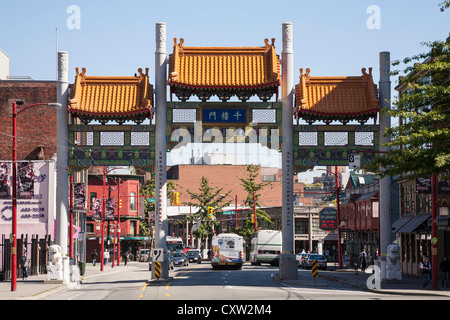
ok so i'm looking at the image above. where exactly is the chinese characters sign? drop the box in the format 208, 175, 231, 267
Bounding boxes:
202, 108, 247, 124
319, 207, 337, 231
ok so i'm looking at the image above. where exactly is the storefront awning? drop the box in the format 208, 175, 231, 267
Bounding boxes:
392, 215, 414, 233
397, 214, 431, 233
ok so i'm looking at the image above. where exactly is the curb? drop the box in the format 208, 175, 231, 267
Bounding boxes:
318, 273, 450, 297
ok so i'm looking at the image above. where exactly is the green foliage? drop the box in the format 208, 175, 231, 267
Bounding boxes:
366, 38, 450, 180
138, 177, 177, 237
232, 164, 273, 241
183, 177, 231, 240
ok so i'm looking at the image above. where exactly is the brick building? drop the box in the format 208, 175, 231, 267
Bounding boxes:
85, 171, 146, 262
0, 81, 57, 161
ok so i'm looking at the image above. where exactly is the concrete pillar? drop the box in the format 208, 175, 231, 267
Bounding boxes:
154, 22, 169, 279
378, 51, 392, 281
56, 51, 70, 282
280, 22, 298, 280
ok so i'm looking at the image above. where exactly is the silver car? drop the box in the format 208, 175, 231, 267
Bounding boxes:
305, 254, 327, 270
172, 252, 189, 267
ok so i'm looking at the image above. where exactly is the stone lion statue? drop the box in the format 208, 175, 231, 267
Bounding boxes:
47, 245, 63, 280
386, 244, 402, 280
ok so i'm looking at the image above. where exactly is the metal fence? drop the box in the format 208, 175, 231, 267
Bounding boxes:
0, 234, 52, 281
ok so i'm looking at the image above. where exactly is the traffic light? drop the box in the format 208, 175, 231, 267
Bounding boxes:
119, 199, 123, 209
207, 206, 213, 218
173, 192, 180, 205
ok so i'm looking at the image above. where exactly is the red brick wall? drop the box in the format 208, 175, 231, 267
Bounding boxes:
0, 81, 57, 160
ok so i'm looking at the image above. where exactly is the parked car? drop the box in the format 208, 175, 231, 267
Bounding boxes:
304, 254, 327, 270
139, 249, 150, 262
173, 251, 189, 267
186, 249, 202, 264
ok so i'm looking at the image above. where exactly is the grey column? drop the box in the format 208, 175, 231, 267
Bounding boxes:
154, 22, 169, 279
56, 51, 70, 282
56, 51, 69, 255
280, 22, 298, 280
378, 51, 392, 281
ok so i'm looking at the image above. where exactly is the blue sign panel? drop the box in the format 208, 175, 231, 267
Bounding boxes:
202, 109, 247, 124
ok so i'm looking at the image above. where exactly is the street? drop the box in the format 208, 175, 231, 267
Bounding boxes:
40, 261, 449, 301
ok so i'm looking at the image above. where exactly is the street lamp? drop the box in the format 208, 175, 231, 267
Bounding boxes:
311, 166, 343, 269
100, 166, 122, 271
10, 101, 61, 292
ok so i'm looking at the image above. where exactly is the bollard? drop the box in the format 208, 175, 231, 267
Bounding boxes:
312, 260, 318, 284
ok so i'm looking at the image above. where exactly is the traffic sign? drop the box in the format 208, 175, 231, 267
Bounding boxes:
152, 248, 164, 262
312, 260, 318, 278
154, 262, 161, 279
348, 154, 361, 169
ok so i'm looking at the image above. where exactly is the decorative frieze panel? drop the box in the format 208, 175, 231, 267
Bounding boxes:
293, 124, 379, 172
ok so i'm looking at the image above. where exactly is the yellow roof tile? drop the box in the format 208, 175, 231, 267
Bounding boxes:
68, 68, 153, 117
169, 38, 280, 89
295, 68, 379, 118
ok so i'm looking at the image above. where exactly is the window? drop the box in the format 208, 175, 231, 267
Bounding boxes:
130, 192, 136, 211
89, 192, 97, 211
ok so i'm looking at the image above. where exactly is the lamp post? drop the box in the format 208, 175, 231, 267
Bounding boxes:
316, 166, 343, 269
100, 166, 121, 271
10, 101, 61, 292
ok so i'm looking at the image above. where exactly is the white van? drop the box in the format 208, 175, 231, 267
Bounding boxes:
250, 230, 282, 265
211, 233, 245, 270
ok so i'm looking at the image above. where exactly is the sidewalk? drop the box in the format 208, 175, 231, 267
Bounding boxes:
280, 269, 450, 298
0, 261, 142, 300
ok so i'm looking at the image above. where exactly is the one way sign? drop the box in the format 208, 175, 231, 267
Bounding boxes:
348, 154, 360, 169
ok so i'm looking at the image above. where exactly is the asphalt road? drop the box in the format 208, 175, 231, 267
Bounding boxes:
41, 261, 449, 302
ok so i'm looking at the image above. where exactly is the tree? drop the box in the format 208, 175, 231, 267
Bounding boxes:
139, 177, 177, 237
233, 164, 273, 241
440, 0, 450, 11
183, 177, 231, 244
366, 36, 450, 180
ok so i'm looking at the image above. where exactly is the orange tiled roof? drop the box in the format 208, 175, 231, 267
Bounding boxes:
295, 68, 379, 118
168, 38, 280, 89
68, 68, 153, 117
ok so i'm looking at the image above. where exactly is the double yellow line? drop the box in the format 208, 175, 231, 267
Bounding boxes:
140, 263, 206, 298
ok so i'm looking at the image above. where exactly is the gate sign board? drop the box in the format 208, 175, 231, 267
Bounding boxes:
202, 108, 247, 124
319, 207, 337, 231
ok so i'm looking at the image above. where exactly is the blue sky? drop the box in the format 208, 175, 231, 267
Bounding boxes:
1, 0, 448, 82
1, 0, 448, 180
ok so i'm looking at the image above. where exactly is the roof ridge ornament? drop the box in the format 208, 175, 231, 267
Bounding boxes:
361, 67, 373, 78
75, 67, 87, 80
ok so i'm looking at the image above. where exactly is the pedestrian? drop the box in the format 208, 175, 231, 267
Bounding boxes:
439, 256, 450, 288
420, 256, 432, 289
21, 250, 29, 280
123, 250, 129, 266
91, 250, 98, 266
359, 248, 367, 273
104, 249, 110, 266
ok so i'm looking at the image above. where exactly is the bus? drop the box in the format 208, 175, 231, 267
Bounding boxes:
250, 230, 282, 266
211, 233, 245, 270
166, 236, 183, 252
